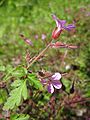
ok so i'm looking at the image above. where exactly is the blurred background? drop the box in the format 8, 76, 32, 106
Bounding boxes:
0, 0, 90, 119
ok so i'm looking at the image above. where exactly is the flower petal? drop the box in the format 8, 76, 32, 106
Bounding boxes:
41, 34, 46, 40
41, 79, 47, 85
20, 34, 33, 46
52, 14, 62, 30
25, 39, 33, 46
60, 20, 66, 27
52, 14, 75, 32
47, 84, 54, 93
52, 81, 62, 89
63, 24, 75, 31
51, 72, 62, 81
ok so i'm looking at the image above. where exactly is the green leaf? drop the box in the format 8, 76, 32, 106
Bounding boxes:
10, 114, 30, 120
84, 85, 90, 97
62, 78, 71, 93
3, 80, 28, 110
28, 73, 43, 90
22, 80, 28, 100
0, 89, 7, 104
6, 65, 14, 73
85, 92, 90, 97
0, 65, 5, 71
11, 80, 23, 88
4, 65, 16, 81
12, 67, 27, 78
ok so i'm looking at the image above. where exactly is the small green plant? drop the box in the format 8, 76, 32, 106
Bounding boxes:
0, 1, 90, 119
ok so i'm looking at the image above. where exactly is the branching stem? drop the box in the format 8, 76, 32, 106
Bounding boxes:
27, 42, 52, 69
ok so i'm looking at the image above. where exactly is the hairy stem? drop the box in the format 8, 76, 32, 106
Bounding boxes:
27, 42, 51, 69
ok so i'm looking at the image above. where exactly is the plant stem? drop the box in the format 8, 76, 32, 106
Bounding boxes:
27, 42, 51, 69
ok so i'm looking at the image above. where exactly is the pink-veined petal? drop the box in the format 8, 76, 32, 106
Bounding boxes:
47, 84, 54, 93
52, 14, 75, 32
56, 20, 62, 30
41, 79, 47, 85
52, 81, 62, 89
64, 24, 75, 31
51, 72, 62, 81
41, 34, 46, 40
25, 39, 33, 46
60, 20, 66, 27
20, 34, 33, 46
52, 14, 62, 30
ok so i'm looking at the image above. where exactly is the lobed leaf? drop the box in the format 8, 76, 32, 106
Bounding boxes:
3, 80, 28, 110
28, 73, 43, 90
0, 65, 5, 71
12, 67, 27, 78
10, 114, 30, 120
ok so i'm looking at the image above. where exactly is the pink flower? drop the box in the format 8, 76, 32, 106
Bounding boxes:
34, 34, 39, 40
41, 34, 46, 40
41, 73, 62, 93
20, 34, 33, 46
52, 14, 75, 39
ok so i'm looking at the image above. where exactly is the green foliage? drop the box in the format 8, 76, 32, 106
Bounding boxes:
3, 65, 14, 81
3, 79, 28, 110
0, 0, 90, 119
28, 73, 43, 90
0, 65, 5, 71
10, 114, 30, 120
4, 66, 27, 81
85, 90, 90, 97
0, 89, 7, 104
62, 78, 71, 93
12, 66, 27, 78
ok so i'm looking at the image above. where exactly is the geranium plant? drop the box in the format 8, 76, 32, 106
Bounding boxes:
2, 14, 89, 120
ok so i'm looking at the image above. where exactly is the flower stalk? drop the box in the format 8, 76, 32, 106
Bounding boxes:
27, 42, 52, 69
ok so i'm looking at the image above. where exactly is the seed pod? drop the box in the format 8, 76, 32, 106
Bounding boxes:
60, 79, 66, 91
71, 64, 79, 70
62, 83, 66, 91
70, 81, 75, 94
